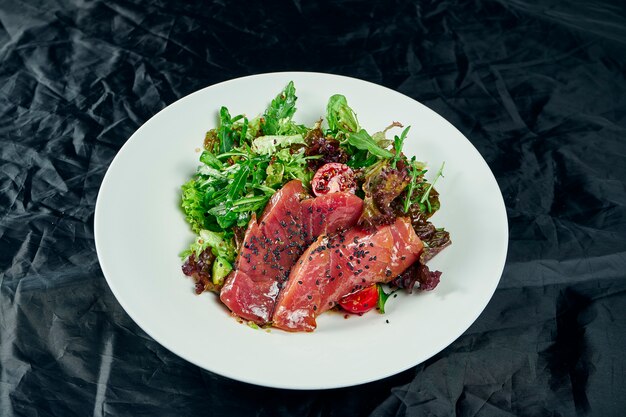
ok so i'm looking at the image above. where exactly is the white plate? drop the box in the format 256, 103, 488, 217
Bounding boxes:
95, 72, 508, 389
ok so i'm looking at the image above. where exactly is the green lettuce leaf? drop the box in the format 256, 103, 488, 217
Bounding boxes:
327, 94, 359, 134
181, 179, 209, 233
180, 229, 236, 262
251, 134, 304, 155
347, 129, 394, 159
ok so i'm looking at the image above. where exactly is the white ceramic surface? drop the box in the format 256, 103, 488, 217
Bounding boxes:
94, 72, 508, 389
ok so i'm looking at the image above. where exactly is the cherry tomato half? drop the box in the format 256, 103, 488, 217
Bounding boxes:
338, 285, 379, 314
311, 163, 356, 197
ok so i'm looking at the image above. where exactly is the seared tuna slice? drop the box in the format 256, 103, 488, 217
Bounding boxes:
272, 217, 423, 332
220, 180, 363, 324
301, 191, 363, 238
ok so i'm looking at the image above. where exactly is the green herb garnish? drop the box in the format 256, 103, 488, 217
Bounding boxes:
377, 284, 397, 314
420, 161, 445, 212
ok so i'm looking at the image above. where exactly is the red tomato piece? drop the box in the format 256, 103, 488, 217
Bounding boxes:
311, 163, 356, 197
338, 285, 379, 314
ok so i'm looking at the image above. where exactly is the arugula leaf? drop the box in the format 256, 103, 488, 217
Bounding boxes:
263, 81, 298, 135
327, 94, 360, 134
401, 160, 442, 217
208, 203, 238, 229
217, 107, 239, 154
227, 165, 250, 201
231, 195, 271, 213
392, 126, 410, 168
403, 157, 426, 213
347, 129, 394, 159
238, 116, 249, 144
420, 161, 445, 211
199, 150, 223, 170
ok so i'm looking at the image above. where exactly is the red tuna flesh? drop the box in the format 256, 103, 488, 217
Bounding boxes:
272, 217, 423, 332
301, 192, 365, 238
220, 180, 363, 324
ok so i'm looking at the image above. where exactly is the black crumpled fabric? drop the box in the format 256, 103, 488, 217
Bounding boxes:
1, 0, 626, 415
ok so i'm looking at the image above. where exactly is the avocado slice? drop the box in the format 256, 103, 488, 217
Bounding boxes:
212, 257, 232, 286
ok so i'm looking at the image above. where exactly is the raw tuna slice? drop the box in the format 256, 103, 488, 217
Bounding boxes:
272, 217, 423, 332
218, 215, 279, 323
220, 180, 363, 324
301, 192, 365, 238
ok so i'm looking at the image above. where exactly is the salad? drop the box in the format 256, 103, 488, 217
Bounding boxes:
180, 81, 451, 331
